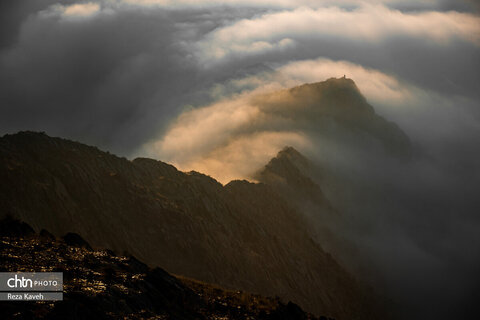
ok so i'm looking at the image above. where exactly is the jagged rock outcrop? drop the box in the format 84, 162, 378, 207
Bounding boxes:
0, 131, 381, 319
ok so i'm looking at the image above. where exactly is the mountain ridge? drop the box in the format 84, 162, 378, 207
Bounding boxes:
0, 131, 383, 319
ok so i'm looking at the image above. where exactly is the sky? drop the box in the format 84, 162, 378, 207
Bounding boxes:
1, 1, 479, 319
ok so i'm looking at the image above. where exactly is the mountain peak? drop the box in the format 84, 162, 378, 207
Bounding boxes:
323, 76, 358, 87
272, 146, 309, 168
287, 77, 370, 116
258, 147, 307, 179
277, 146, 306, 160
251, 77, 412, 159
255, 146, 332, 209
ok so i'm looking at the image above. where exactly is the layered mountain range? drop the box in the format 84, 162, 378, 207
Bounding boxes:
0, 131, 377, 319
0, 78, 410, 319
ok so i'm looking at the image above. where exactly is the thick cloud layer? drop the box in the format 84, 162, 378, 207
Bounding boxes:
1, 1, 479, 319
1, 1, 478, 154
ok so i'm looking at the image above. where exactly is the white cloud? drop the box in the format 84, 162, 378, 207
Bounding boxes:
196, 5, 480, 63
168, 131, 310, 183
42, 3, 102, 20
120, 0, 472, 10
120, 0, 346, 9
63, 3, 101, 17
277, 58, 413, 105
141, 80, 313, 183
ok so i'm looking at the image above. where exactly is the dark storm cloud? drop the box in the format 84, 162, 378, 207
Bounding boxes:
1, 6, 201, 154
0, 1, 272, 154
0, 0, 60, 47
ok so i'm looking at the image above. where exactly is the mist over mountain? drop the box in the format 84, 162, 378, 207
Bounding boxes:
2, 75, 479, 319
151, 77, 413, 184
1, 1, 479, 319
0, 131, 382, 319
154, 77, 479, 319
240, 80, 479, 319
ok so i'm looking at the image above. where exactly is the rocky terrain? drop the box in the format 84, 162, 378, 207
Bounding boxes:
0, 217, 324, 320
0, 131, 381, 319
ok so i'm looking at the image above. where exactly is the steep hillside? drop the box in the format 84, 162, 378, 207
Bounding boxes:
254, 147, 369, 280
0, 131, 380, 319
0, 217, 322, 320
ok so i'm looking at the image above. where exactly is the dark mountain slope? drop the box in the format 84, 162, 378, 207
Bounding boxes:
254, 147, 368, 280
0, 217, 322, 320
0, 131, 380, 319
